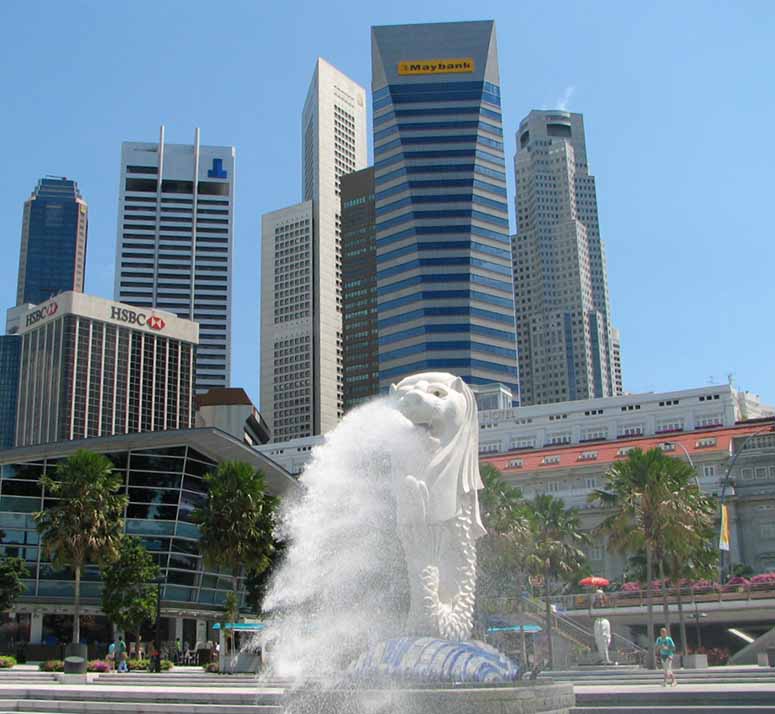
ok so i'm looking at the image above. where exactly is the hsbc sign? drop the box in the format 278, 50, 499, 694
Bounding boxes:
25, 301, 59, 327
110, 306, 166, 331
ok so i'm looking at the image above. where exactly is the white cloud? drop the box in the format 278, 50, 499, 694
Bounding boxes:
555, 85, 576, 111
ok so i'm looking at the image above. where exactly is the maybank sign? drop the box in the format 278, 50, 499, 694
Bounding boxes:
398, 58, 475, 76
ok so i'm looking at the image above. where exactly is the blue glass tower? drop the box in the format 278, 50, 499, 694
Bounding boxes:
371, 21, 519, 401
17, 177, 88, 306
0, 336, 20, 450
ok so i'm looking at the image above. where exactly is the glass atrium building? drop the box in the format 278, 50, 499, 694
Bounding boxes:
0, 428, 296, 650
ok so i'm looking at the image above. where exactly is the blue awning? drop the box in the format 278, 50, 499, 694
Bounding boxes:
486, 624, 542, 633
212, 622, 265, 631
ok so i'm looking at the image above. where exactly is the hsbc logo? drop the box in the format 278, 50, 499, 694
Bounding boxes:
25, 302, 59, 327
110, 306, 166, 331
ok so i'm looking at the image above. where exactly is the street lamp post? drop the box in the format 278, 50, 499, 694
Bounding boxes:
659, 441, 700, 488
717, 425, 775, 582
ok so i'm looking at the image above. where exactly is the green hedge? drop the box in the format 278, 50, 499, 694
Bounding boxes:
39, 660, 63, 672
0, 656, 16, 669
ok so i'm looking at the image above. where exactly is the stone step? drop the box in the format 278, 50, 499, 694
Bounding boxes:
9, 702, 281, 714
575, 690, 775, 707
539, 672, 775, 687
0, 689, 282, 706
570, 704, 775, 714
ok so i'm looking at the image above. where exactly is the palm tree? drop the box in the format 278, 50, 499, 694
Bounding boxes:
591, 448, 707, 668
660, 485, 718, 656
34, 450, 127, 645
524, 494, 588, 669
193, 461, 277, 650
477, 465, 532, 660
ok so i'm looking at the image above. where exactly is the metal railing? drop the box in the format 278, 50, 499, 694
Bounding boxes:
528, 580, 775, 614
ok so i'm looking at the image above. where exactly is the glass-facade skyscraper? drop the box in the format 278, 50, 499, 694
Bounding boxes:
341, 167, 378, 411
371, 21, 519, 400
16, 177, 88, 307
0, 336, 20, 450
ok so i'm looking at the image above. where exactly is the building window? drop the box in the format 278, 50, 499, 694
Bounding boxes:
702, 464, 716, 479
696, 438, 717, 448
760, 523, 775, 539
542, 455, 561, 465
578, 451, 598, 461
656, 419, 684, 434
507, 459, 523, 469
585, 477, 598, 489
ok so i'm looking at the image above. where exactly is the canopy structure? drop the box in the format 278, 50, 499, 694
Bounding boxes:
212, 622, 265, 631
486, 624, 542, 633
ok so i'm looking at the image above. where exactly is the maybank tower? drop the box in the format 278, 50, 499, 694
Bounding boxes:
371, 21, 519, 401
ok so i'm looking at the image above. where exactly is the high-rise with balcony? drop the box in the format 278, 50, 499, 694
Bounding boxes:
371, 21, 519, 399
513, 110, 620, 405
17, 177, 88, 307
260, 59, 366, 441
114, 128, 234, 393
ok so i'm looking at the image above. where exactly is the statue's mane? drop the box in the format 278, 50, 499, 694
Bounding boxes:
397, 372, 486, 538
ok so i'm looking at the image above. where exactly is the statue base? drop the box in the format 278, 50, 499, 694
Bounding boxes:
283, 682, 574, 714
347, 637, 519, 684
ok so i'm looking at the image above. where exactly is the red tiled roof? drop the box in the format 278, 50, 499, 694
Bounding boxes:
481, 419, 775, 476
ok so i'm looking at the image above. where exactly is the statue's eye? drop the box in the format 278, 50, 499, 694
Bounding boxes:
431, 388, 446, 398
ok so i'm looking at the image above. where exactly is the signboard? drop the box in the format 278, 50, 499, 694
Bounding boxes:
398, 58, 475, 76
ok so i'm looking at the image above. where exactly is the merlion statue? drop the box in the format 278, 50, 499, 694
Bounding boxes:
390, 372, 485, 641
593, 617, 611, 664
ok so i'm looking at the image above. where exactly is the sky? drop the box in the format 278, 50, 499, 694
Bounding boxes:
1, 0, 773, 408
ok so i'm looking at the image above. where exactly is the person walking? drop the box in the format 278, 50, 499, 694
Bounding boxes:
656, 627, 677, 687
107, 640, 116, 671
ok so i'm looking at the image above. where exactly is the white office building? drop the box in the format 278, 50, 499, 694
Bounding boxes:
14, 292, 198, 447
257, 383, 774, 475
261, 59, 366, 441
114, 127, 234, 393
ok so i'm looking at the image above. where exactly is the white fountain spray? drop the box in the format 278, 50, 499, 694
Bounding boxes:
259, 397, 433, 683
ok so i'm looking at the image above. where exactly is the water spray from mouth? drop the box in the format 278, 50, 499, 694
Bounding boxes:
259, 397, 432, 683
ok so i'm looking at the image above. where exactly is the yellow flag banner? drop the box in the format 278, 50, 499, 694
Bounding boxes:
719, 504, 730, 551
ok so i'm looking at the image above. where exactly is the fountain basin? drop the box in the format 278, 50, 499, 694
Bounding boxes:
283, 681, 574, 714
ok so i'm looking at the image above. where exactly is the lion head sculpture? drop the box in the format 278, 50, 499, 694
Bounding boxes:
390, 372, 485, 539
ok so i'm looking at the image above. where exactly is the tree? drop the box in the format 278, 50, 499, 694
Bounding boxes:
101, 536, 159, 653
523, 494, 588, 669
477, 465, 531, 598
476, 465, 533, 659
591, 448, 708, 668
34, 450, 127, 645
193, 461, 277, 633
0, 555, 29, 614
244, 539, 286, 616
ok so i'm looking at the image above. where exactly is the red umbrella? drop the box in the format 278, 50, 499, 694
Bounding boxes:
579, 576, 610, 587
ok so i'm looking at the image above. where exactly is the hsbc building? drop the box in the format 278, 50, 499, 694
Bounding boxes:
14, 292, 199, 447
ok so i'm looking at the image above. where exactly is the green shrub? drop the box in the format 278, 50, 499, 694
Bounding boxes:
127, 658, 173, 672
0, 656, 16, 669
39, 659, 64, 672
203, 661, 219, 673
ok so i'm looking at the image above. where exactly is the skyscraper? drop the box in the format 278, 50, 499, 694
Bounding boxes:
260, 59, 367, 441
17, 177, 88, 306
341, 167, 378, 412
513, 111, 620, 405
114, 127, 234, 393
371, 21, 519, 399
0, 336, 20, 450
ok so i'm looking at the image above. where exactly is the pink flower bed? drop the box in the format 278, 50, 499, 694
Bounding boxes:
751, 572, 775, 585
